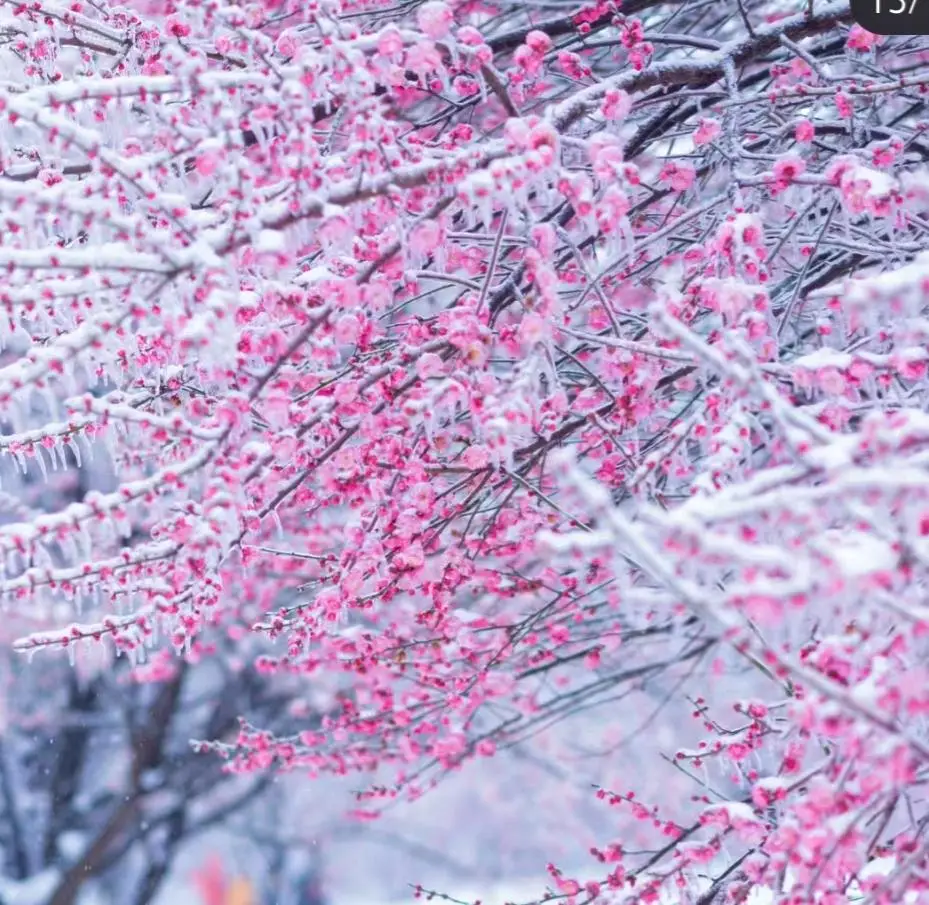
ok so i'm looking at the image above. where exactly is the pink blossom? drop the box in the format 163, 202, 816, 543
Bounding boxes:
847, 24, 881, 51
795, 118, 815, 143
461, 445, 491, 469
416, 352, 445, 379
602, 88, 631, 120
165, 15, 191, 37
692, 118, 721, 147
519, 312, 550, 346
334, 313, 361, 344
195, 149, 223, 177
275, 30, 298, 57
377, 25, 405, 57
525, 30, 553, 54
588, 136, 624, 181
514, 44, 544, 77
409, 220, 444, 256
773, 154, 806, 186
456, 26, 482, 45
417, 2, 454, 39
835, 91, 854, 118
659, 161, 696, 192
503, 117, 531, 152
531, 223, 557, 257
557, 51, 588, 79
4, 6, 928, 905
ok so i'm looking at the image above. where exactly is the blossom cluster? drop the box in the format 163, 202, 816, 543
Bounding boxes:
1, 0, 929, 901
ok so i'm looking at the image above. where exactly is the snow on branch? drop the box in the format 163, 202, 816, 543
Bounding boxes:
0, 0, 923, 902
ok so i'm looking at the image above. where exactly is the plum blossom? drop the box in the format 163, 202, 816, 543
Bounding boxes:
2, 5, 928, 905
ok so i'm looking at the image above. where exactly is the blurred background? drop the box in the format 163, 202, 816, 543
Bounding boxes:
0, 625, 715, 905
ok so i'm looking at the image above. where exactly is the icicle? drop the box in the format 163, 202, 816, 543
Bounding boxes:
54, 438, 66, 471
80, 430, 94, 463
479, 194, 493, 229
69, 435, 82, 469
42, 386, 57, 420
35, 446, 48, 482
78, 523, 92, 560
97, 516, 113, 547
47, 439, 60, 472
8, 400, 23, 434
101, 428, 119, 467
476, 66, 488, 105
63, 360, 78, 397
60, 532, 78, 566
423, 404, 436, 447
